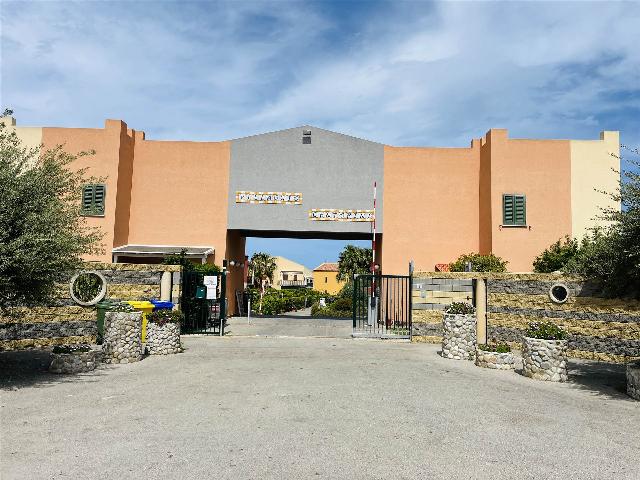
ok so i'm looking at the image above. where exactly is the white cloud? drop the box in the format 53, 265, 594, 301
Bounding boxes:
2, 0, 639, 152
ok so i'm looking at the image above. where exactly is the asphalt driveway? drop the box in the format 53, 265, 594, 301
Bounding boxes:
1, 336, 638, 480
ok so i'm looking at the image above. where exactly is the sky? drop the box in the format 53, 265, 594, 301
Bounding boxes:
2, 0, 639, 269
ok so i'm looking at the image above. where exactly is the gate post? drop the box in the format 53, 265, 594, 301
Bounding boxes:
475, 277, 487, 344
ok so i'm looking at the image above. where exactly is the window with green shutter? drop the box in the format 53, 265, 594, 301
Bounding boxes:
502, 194, 526, 226
81, 184, 106, 216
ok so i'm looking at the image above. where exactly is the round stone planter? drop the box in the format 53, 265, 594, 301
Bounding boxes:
627, 361, 640, 401
441, 313, 477, 360
475, 349, 516, 370
49, 349, 101, 374
102, 311, 143, 364
522, 337, 568, 382
146, 322, 181, 355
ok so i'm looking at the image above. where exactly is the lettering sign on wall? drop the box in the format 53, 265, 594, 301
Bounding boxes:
309, 209, 375, 222
235, 191, 302, 205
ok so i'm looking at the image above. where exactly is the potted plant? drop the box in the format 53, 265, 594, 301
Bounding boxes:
475, 342, 515, 370
102, 302, 143, 364
145, 310, 184, 355
522, 321, 568, 382
49, 344, 101, 374
627, 360, 640, 401
441, 301, 477, 360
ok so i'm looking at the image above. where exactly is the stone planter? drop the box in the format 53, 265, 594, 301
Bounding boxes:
102, 311, 143, 364
441, 313, 477, 360
475, 348, 516, 370
146, 321, 181, 355
49, 349, 101, 374
627, 361, 640, 401
522, 337, 568, 382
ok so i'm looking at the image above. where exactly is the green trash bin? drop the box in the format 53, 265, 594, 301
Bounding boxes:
95, 299, 120, 344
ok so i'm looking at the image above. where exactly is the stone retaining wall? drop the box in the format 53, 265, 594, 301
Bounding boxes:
102, 311, 143, 364
49, 349, 102, 374
412, 272, 640, 363
627, 362, 640, 400
475, 349, 516, 370
0, 263, 180, 351
146, 322, 181, 355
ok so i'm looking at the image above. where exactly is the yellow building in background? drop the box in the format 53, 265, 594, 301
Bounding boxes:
272, 256, 312, 290
313, 263, 345, 295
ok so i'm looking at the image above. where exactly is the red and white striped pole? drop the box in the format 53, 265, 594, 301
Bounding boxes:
371, 181, 377, 274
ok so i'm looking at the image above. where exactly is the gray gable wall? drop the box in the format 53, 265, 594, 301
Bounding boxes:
228, 126, 384, 234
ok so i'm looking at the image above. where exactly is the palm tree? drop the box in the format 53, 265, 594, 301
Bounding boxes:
337, 245, 372, 282
250, 252, 277, 313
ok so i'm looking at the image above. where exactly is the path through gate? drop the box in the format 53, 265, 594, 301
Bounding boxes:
352, 274, 412, 338
181, 271, 227, 335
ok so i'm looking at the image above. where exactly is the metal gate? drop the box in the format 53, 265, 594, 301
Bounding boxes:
181, 271, 226, 335
352, 274, 412, 339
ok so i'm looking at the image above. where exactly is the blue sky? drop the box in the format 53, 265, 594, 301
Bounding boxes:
2, 1, 639, 269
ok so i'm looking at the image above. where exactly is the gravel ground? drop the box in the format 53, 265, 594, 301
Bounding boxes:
1, 335, 638, 480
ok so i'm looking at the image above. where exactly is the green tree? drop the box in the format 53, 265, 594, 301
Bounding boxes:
533, 236, 579, 273
249, 252, 276, 313
337, 245, 372, 281
449, 253, 508, 272
0, 111, 102, 309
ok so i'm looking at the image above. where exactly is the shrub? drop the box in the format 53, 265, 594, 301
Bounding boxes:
52, 344, 91, 354
478, 343, 511, 353
444, 302, 476, 315
109, 302, 135, 312
533, 236, 579, 273
450, 253, 508, 272
147, 310, 184, 326
525, 321, 567, 340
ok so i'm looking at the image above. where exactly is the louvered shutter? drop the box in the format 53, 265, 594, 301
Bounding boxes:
503, 194, 515, 225
514, 195, 526, 226
93, 184, 106, 215
82, 185, 94, 214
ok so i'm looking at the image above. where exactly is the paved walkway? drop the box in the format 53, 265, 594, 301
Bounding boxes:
1, 336, 638, 480
226, 314, 353, 338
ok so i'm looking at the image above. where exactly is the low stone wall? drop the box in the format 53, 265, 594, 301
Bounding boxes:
49, 349, 101, 374
0, 263, 180, 351
627, 362, 640, 400
102, 312, 143, 364
441, 313, 476, 360
475, 349, 516, 370
522, 337, 568, 382
412, 272, 640, 363
146, 322, 181, 355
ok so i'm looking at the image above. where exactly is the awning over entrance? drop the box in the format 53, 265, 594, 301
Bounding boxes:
112, 245, 214, 264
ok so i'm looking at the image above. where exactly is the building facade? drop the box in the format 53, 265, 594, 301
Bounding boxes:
313, 263, 345, 295
3, 116, 620, 312
272, 256, 312, 290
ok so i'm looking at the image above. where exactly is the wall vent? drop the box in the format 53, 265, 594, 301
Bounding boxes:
302, 129, 311, 144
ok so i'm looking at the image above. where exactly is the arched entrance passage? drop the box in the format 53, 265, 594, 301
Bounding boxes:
223, 229, 383, 317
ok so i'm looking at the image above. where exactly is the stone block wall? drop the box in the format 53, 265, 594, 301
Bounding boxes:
411, 272, 640, 363
0, 263, 180, 350
412, 276, 475, 344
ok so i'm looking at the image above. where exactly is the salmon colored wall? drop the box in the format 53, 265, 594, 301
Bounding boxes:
479, 137, 492, 254
486, 130, 572, 271
225, 230, 247, 315
41, 120, 127, 262
126, 139, 231, 265
113, 128, 135, 247
382, 144, 481, 275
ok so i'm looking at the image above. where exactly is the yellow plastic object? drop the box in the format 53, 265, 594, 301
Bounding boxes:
126, 301, 154, 343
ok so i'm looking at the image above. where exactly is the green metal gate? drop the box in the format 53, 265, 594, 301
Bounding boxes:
352, 274, 412, 339
181, 271, 227, 335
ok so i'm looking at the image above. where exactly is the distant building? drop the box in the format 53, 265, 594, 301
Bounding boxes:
313, 263, 345, 295
272, 256, 312, 290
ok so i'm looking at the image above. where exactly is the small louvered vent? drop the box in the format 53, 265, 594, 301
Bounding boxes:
302, 129, 311, 144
